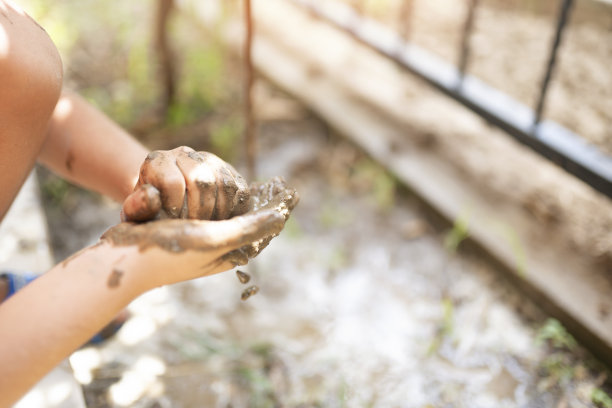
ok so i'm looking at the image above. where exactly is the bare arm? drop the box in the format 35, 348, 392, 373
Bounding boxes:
38, 92, 149, 202
0, 202, 293, 407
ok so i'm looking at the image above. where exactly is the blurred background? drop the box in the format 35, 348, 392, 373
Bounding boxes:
13, 0, 612, 406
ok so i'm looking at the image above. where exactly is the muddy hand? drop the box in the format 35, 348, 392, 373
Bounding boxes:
223, 177, 299, 265
102, 177, 298, 284
121, 146, 250, 222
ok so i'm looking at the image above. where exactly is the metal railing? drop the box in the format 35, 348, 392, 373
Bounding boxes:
288, 0, 612, 199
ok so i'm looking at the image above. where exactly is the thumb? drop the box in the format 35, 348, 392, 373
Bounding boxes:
121, 184, 162, 222
102, 210, 285, 253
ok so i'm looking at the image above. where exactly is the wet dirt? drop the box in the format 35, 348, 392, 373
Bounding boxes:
100, 177, 297, 261
236, 270, 251, 284
240, 285, 259, 301
107, 269, 124, 289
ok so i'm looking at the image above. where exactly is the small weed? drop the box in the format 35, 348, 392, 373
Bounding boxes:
209, 118, 243, 161
592, 388, 612, 408
489, 221, 527, 278
444, 210, 471, 254
235, 366, 276, 408
337, 378, 348, 408
39, 176, 71, 206
318, 202, 354, 229
536, 318, 577, 351
535, 319, 584, 390
427, 297, 455, 356
173, 330, 226, 360
539, 353, 576, 386
352, 160, 396, 211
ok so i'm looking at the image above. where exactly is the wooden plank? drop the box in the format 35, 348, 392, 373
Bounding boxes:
218, 0, 612, 366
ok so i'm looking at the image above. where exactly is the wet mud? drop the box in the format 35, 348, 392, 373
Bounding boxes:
101, 177, 298, 260
240, 285, 259, 301
107, 268, 124, 288
236, 270, 251, 284
222, 176, 299, 265
65, 151, 75, 172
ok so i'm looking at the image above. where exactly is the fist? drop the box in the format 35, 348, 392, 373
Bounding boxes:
121, 147, 250, 222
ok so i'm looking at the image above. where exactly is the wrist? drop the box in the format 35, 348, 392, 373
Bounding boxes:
61, 241, 150, 300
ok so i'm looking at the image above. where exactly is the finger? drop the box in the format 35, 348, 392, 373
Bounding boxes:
101, 210, 285, 254
226, 163, 251, 217
192, 209, 285, 251
121, 184, 162, 222
140, 151, 186, 218
199, 258, 240, 278
201, 152, 238, 221
176, 150, 216, 220
214, 166, 237, 220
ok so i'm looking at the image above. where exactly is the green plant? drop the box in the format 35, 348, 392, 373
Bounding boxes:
444, 210, 471, 254
592, 388, 612, 408
536, 318, 577, 351
209, 118, 243, 161
491, 221, 527, 278
352, 159, 396, 211
539, 353, 576, 386
318, 201, 354, 229
427, 297, 455, 356
40, 176, 71, 206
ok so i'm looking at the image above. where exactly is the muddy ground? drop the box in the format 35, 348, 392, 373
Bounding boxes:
42, 106, 611, 407
23, 0, 612, 406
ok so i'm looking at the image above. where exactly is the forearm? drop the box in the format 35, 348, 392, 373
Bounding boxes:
0, 242, 149, 406
38, 92, 149, 202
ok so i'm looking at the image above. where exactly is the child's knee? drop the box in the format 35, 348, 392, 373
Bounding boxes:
0, 2, 63, 119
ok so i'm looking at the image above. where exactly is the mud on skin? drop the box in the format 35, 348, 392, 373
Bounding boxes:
222, 177, 299, 265
101, 177, 299, 264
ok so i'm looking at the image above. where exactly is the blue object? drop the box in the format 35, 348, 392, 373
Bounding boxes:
1, 271, 125, 345
1, 272, 38, 299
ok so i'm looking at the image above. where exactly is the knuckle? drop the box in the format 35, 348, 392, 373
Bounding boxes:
194, 179, 215, 191
145, 151, 163, 161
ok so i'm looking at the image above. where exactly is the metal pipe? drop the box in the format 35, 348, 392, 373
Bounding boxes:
288, 0, 612, 199
457, 0, 480, 79
533, 0, 574, 126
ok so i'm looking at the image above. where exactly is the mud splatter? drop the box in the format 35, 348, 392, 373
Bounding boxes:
241, 285, 259, 301
107, 268, 124, 288
65, 151, 75, 172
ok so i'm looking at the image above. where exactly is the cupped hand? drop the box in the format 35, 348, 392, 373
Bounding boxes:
102, 177, 298, 287
121, 146, 251, 222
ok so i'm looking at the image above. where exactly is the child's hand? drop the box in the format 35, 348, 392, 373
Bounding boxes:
121, 146, 250, 222
101, 177, 298, 287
